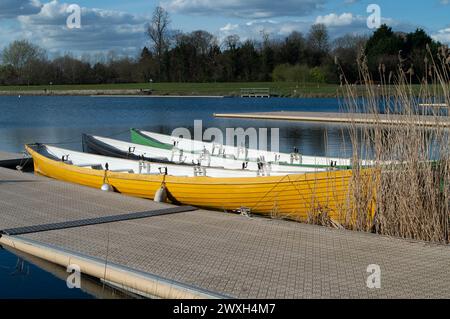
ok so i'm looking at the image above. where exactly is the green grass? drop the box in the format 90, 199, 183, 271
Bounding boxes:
0, 82, 341, 97
0, 82, 424, 97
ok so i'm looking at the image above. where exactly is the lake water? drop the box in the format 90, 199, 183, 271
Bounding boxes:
0, 96, 353, 157
0, 96, 351, 298
0, 248, 91, 299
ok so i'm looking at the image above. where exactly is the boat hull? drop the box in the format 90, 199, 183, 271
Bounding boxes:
83, 133, 173, 164
85, 134, 328, 173
131, 128, 173, 150
26, 145, 372, 222
131, 128, 354, 169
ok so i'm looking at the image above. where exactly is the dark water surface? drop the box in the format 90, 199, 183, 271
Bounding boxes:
0, 96, 350, 298
0, 249, 94, 299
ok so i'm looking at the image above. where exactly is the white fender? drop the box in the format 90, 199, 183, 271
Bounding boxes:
154, 185, 168, 203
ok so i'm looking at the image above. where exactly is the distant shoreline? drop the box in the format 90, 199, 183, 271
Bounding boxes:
0, 90, 228, 98
0, 82, 345, 98
0, 82, 424, 98
0, 89, 344, 98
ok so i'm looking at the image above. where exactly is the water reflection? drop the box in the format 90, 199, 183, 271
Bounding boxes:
0, 247, 132, 299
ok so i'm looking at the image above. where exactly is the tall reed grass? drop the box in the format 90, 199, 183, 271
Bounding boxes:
336, 45, 450, 243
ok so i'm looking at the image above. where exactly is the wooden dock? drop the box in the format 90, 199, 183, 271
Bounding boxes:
240, 88, 271, 98
419, 103, 448, 108
0, 167, 449, 298
214, 111, 450, 127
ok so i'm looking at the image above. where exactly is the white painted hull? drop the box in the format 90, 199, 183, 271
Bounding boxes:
90, 135, 329, 174
137, 130, 355, 167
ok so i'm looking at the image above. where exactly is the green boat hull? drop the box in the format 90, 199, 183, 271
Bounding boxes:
130, 128, 174, 150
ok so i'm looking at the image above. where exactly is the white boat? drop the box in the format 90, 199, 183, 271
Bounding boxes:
131, 128, 355, 168
39, 143, 328, 178
27, 143, 363, 221
83, 134, 328, 174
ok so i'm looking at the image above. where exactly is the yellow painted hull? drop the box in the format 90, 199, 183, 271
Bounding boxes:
27, 145, 369, 222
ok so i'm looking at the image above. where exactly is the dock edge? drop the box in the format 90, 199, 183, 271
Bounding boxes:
0, 234, 230, 299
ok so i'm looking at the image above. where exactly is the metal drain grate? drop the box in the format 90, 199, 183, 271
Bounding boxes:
0, 206, 197, 236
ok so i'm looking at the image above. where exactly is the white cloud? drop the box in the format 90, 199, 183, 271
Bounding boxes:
218, 20, 308, 42
162, 0, 326, 19
315, 13, 355, 27
0, 0, 42, 18
16, 0, 148, 56
217, 12, 372, 42
220, 23, 239, 32
432, 28, 450, 44
1, 0, 441, 57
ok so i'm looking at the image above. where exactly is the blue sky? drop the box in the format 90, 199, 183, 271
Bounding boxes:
0, 0, 449, 58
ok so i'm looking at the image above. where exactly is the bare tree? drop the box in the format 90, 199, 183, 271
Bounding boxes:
306, 23, 330, 66
147, 6, 171, 78
190, 30, 215, 56
2, 40, 46, 85
332, 35, 369, 83
223, 35, 240, 51
307, 24, 330, 53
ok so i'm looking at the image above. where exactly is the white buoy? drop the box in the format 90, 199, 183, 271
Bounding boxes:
154, 185, 167, 203
101, 183, 113, 192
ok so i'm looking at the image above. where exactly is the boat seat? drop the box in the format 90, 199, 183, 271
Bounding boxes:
78, 163, 102, 167
76, 164, 103, 170
109, 169, 134, 174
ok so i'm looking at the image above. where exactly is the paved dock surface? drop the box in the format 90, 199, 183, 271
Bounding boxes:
0, 167, 449, 298
0, 151, 23, 160
214, 111, 450, 126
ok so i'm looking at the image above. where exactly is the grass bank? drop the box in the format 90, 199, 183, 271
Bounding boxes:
0, 82, 422, 98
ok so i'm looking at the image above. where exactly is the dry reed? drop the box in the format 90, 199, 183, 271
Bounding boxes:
335, 45, 450, 243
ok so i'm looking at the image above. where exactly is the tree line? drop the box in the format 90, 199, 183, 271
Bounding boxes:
0, 6, 443, 86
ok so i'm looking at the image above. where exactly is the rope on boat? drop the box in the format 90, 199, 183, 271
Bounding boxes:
243, 174, 292, 214
16, 151, 32, 172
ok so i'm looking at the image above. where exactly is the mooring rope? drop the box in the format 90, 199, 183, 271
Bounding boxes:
247, 174, 291, 213
17, 151, 32, 172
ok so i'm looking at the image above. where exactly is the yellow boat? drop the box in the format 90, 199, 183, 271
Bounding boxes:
26, 144, 374, 223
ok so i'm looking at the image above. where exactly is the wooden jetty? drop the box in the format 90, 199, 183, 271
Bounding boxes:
0, 167, 449, 298
419, 103, 448, 108
240, 88, 271, 98
214, 111, 450, 127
